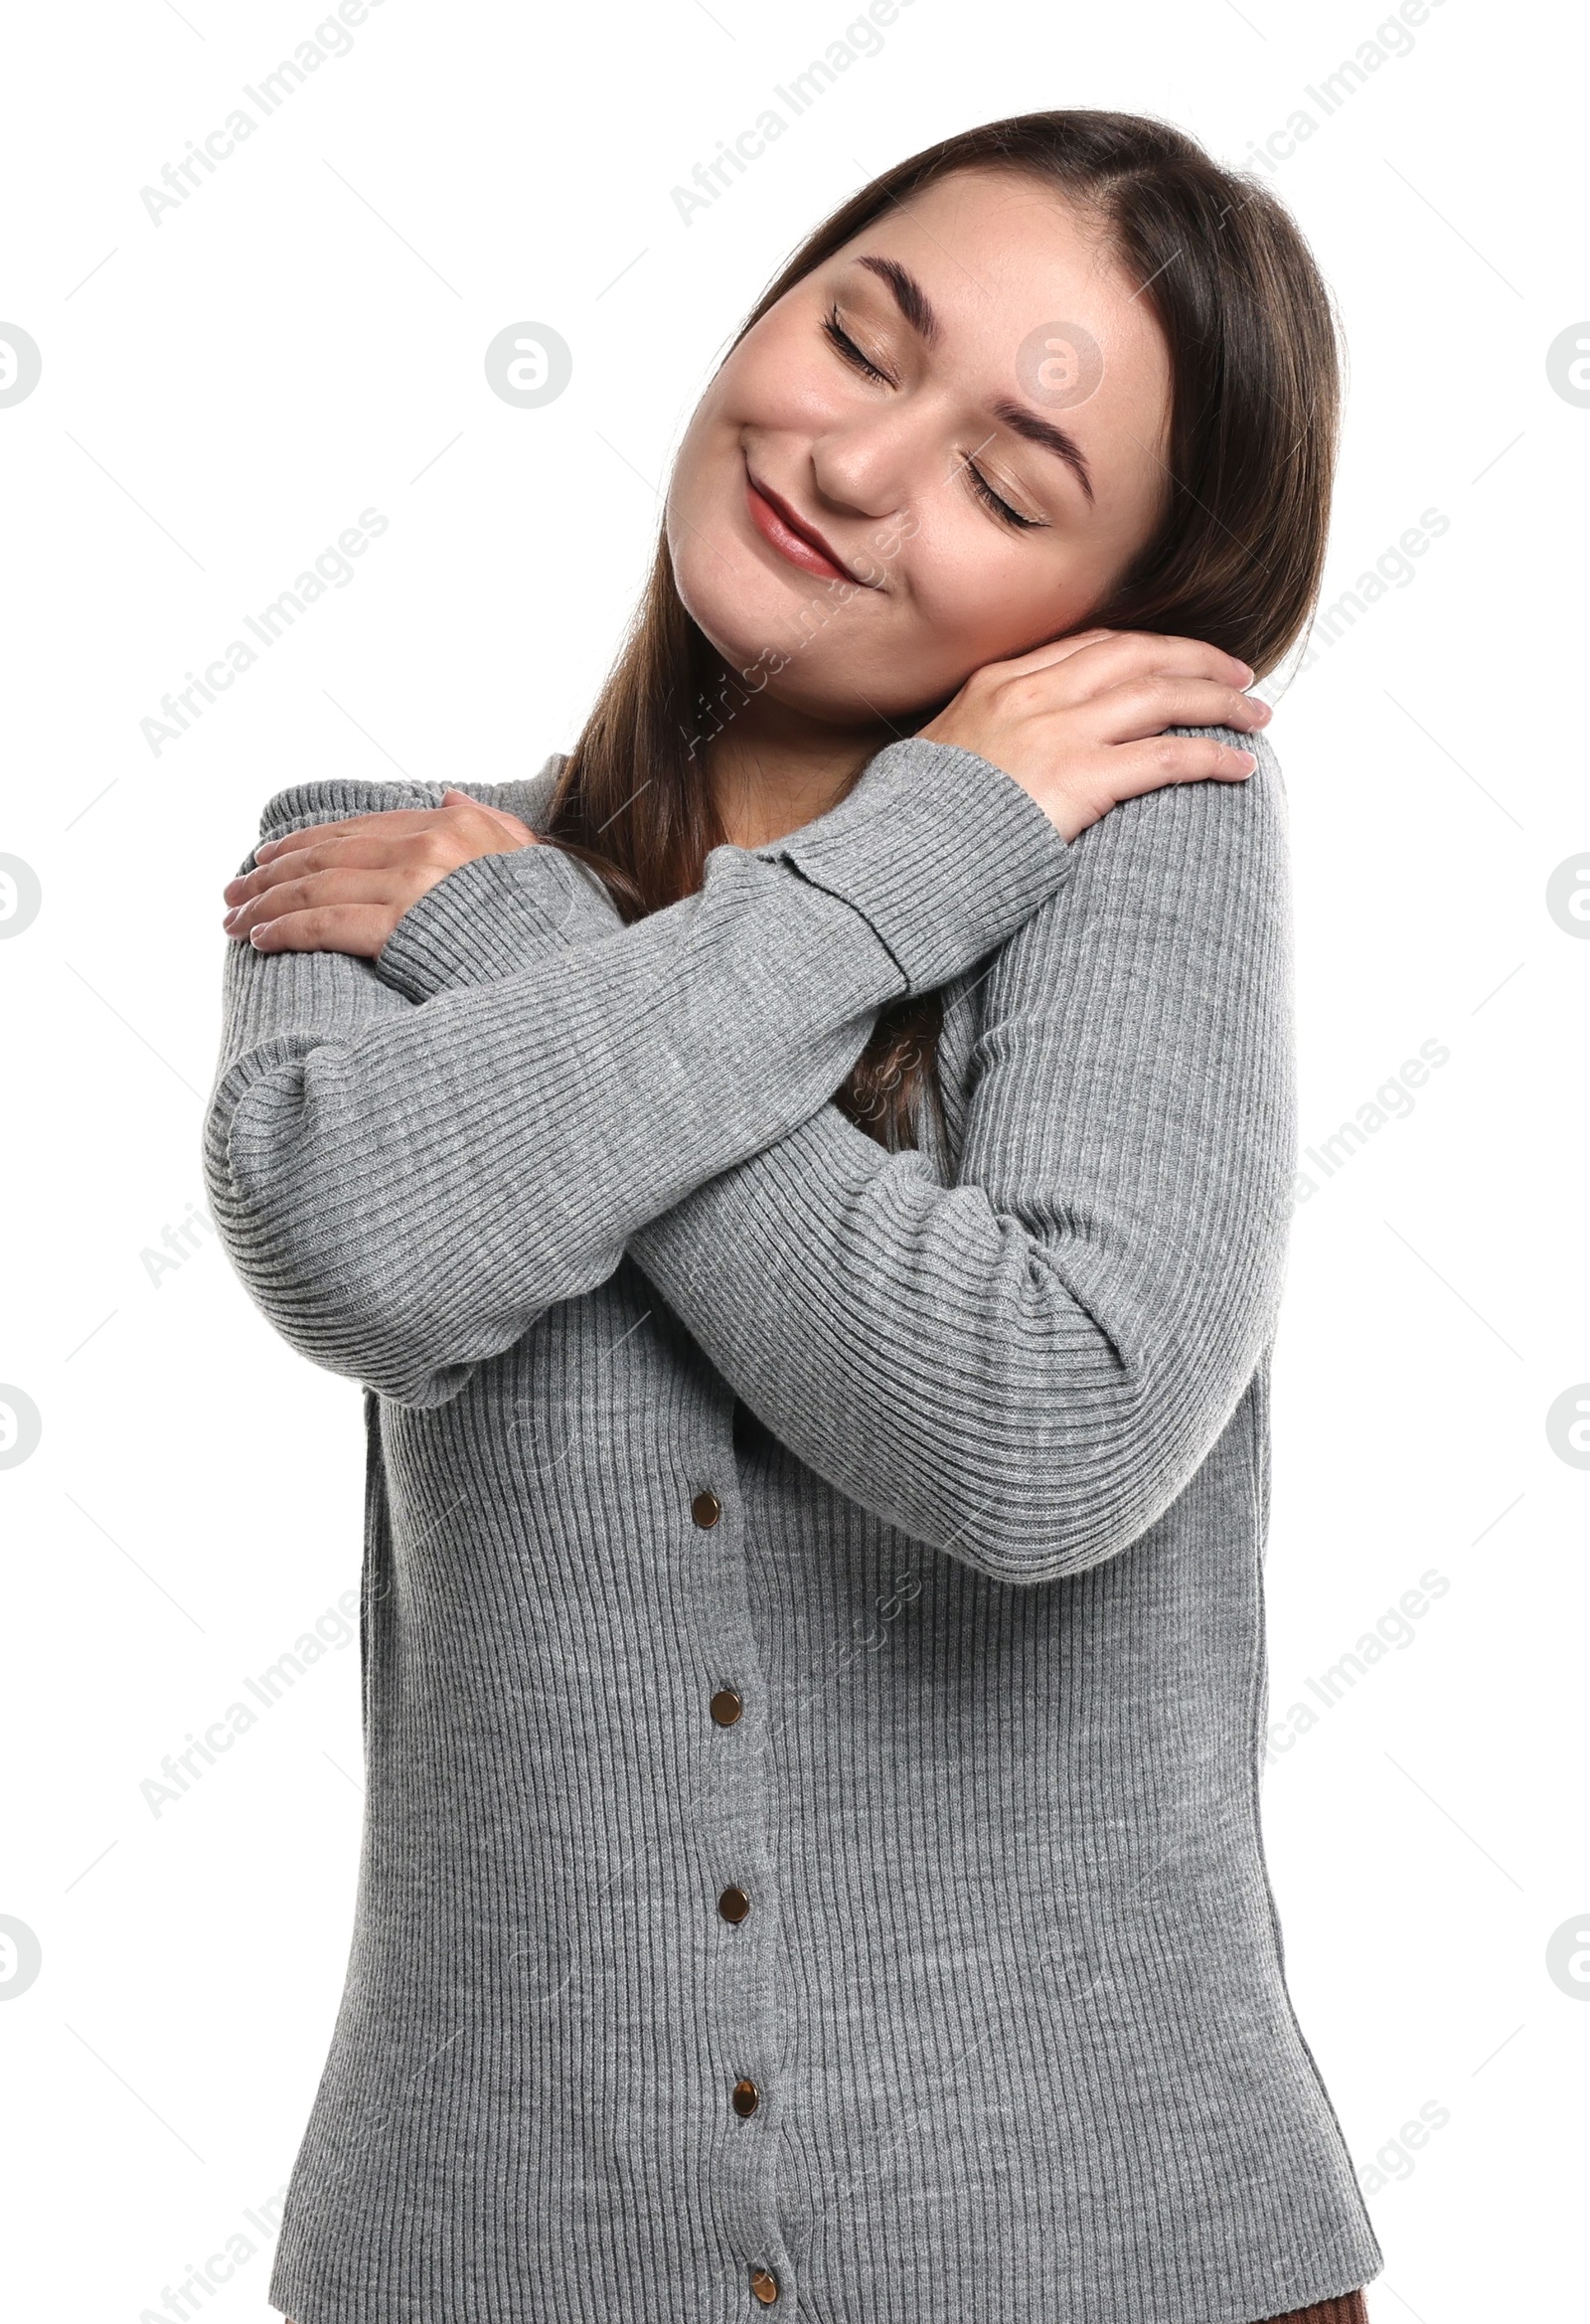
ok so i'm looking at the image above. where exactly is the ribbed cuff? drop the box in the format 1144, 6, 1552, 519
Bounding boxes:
754, 736, 1073, 994
373, 845, 622, 1002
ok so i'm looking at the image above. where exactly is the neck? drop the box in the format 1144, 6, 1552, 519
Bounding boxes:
705, 690, 904, 851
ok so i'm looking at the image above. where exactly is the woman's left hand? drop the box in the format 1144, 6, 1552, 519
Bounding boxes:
221, 787, 538, 954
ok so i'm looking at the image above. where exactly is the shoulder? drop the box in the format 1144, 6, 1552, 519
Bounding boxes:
248, 751, 569, 858
972, 723, 1292, 1019
492, 752, 568, 834
1137, 720, 1286, 826
1068, 721, 1290, 897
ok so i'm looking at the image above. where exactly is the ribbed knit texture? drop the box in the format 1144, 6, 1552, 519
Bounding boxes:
204, 731, 1382, 2324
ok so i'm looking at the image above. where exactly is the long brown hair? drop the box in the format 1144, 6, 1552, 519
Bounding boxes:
541, 110, 1343, 1151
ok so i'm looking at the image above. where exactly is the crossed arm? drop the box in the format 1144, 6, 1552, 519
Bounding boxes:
203, 729, 1295, 1583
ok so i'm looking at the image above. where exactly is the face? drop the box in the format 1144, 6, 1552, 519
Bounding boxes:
666, 166, 1176, 732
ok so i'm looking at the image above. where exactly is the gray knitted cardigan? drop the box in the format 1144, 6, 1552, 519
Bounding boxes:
203, 728, 1383, 2324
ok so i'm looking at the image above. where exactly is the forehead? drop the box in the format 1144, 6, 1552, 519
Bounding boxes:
825, 166, 1174, 464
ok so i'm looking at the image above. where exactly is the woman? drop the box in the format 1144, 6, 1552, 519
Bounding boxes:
210, 111, 1380, 2324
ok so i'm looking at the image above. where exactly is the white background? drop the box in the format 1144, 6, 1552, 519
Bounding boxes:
2, 1, 1584, 2317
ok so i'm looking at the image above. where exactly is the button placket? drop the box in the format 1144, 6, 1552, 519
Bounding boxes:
686, 1452, 793, 2313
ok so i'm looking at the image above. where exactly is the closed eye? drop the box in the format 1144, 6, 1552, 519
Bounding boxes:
962, 459, 1042, 533
822, 305, 892, 386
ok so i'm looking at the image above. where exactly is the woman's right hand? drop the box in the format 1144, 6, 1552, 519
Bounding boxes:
223, 788, 538, 955
915, 627, 1268, 843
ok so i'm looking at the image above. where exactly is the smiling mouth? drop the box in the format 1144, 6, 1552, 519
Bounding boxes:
744, 467, 874, 587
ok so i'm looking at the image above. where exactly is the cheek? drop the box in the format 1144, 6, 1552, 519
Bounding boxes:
902, 518, 1088, 662
665, 405, 747, 608
721, 306, 856, 439
669, 391, 733, 514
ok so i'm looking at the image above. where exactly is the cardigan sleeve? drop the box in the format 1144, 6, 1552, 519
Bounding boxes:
299, 729, 1295, 1587
201, 738, 1072, 1410
628, 728, 1297, 1585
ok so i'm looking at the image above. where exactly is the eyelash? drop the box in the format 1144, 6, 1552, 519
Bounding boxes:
820, 304, 1041, 534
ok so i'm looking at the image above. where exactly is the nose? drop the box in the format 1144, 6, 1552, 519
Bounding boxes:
809, 413, 916, 532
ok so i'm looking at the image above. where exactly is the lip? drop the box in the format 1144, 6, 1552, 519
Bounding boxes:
744, 467, 874, 587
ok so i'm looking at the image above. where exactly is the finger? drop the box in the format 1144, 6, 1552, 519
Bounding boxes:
224, 865, 427, 934
1051, 630, 1255, 696
250, 797, 533, 884
977, 627, 1125, 681
971, 632, 1255, 714
238, 902, 399, 958
227, 826, 464, 906
253, 805, 448, 863
247, 800, 533, 899
1101, 733, 1258, 805
1091, 675, 1270, 743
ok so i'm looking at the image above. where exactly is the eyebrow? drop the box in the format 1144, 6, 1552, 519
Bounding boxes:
853, 252, 1096, 507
